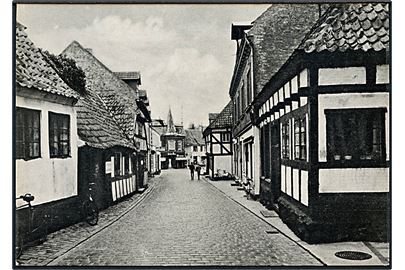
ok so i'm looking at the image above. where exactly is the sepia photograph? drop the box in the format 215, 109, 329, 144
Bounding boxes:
13, 1, 391, 268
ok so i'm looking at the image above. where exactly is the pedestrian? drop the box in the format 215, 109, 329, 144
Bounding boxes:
188, 162, 195, 180
195, 163, 201, 180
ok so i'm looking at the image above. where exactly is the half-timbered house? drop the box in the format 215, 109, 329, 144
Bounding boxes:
203, 101, 233, 179
229, 4, 319, 198
255, 3, 390, 243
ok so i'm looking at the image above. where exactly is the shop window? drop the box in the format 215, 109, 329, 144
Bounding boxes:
294, 116, 306, 161
326, 108, 386, 163
114, 152, 122, 176
281, 121, 290, 159
16, 107, 41, 160
49, 112, 70, 158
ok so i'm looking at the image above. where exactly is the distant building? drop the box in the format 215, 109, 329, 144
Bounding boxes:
15, 23, 80, 234
184, 127, 206, 167
159, 109, 187, 169
203, 101, 233, 179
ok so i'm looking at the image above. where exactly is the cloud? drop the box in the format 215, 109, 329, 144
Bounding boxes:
24, 14, 232, 126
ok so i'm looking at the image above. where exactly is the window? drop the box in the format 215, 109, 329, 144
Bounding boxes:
326, 108, 386, 162
281, 121, 290, 159
294, 117, 306, 161
177, 140, 183, 151
221, 133, 230, 142
241, 81, 246, 111
49, 112, 70, 158
200, 145, 204, 152
16, 108, 41, 160
138, 123, 143, 137
124, 154, 130, 175
193, 145, 198, 152
168, 140, 175, 151
114, 152, 122, 176
247, 68, 252, 103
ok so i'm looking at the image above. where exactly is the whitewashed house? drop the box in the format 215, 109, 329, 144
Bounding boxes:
15, 23, 80, 232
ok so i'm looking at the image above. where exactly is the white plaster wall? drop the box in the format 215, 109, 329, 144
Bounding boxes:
293, 170, 299, 200
318, 92, 390, 162
281, 165, 286, 193
16, 95, 78, 206
376, 64, 389, 84
286, 168, 292, 196
253, 126, 261, 195
300, 170, 309, 206
214, 155, 232, 174
318, 67, 366, 85
319, 168, 389, 193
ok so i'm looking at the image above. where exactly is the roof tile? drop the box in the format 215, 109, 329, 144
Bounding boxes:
16, 23, 79, 99
300, 3, 389, 53
206, 101, 233, 130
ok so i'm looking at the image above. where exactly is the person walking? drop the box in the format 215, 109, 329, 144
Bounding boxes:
188, 162, 195, 180
195, 163, 201, 180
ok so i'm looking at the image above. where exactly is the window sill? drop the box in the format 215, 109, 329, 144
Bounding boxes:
50, 155, 72, 159
319, 160, 390, 169
16, 156, 41, 161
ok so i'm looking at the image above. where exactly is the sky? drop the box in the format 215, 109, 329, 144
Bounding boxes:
16, 4, 269, 127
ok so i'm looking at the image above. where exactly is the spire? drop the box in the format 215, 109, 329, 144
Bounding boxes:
166, 107, 177, 134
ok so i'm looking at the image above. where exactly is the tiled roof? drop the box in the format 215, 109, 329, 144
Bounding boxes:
62, 41, 139, 143
15, 23, 79, 99
207, 101, 233, 129
246, 4, 319, 94
209, 113, 219, 122
185, 129, 205, 146
300, 3, 389, 53
114, 71, 141, 80
76, 90, 135, 149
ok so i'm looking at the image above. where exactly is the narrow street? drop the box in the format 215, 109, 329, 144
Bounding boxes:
48, 169, 321, 266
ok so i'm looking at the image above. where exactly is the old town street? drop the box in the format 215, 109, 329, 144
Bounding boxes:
47, 169, 322, 266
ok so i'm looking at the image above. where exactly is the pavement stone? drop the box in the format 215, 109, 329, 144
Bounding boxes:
44, 169, 321, 266
206, 176, 390, 267
16, 175, 159, 266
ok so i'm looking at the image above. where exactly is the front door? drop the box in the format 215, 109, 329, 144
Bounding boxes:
270, 121, 281, 204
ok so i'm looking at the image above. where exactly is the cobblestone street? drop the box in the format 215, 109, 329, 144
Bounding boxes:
44, 169, 322, 266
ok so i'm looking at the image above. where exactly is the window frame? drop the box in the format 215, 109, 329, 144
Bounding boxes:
16, 107, 41, 160
114, 152, 122, 176
221, 133, 230, 142
281, 121, 290, 160
48, 112, 71, 159
294, 116, 306, 161
325, 108, 387, 165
